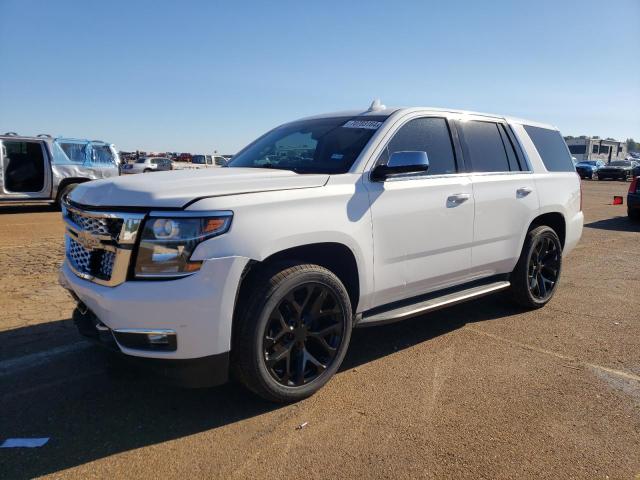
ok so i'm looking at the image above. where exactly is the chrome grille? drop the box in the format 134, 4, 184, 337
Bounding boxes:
67, 237, 92, 274
66, 237, 115, 280
62, 202, 144, 287
68, 210, 123, 238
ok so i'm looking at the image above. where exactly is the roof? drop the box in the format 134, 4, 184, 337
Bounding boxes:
294, 106, 558, 131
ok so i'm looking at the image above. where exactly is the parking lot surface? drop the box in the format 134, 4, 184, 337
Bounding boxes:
1, 180, 638, 479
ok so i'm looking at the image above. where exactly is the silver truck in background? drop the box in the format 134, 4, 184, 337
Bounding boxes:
0, 133, 120, 206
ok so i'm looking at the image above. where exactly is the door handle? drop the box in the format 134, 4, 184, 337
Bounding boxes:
446, 193, 470, 208
516, 187, 533, 198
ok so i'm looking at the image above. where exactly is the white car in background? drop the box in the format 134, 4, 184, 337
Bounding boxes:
190, 154, 228, 168
121, 157, 173, 174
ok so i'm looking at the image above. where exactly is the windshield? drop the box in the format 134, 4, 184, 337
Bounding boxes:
609, 161, 630, 166
228, 116, 387, 174
192, 155, 206, 164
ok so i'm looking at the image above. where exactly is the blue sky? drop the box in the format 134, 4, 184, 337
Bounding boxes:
1, 0, 638, 153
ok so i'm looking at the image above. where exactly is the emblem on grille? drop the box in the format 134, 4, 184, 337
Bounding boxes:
77, 230, 101, 250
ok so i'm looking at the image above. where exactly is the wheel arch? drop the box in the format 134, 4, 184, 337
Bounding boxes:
528, 211, 566, 247
235, 242, 361, 314
55, 177, 91, 203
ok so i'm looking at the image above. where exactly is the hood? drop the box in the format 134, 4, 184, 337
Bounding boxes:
70, 167, 329, 208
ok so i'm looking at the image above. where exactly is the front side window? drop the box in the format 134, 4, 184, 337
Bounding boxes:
377, 117, 457, 175
192, 155, 206, 164
523, 125, 575, 172
458, 121, 511, 172
228, 116, 386, 174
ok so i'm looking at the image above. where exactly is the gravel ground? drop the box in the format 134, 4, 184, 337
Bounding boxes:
0, 180, 638, 479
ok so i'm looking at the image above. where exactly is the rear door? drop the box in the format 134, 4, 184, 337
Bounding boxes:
0, 138, 51, 200
455, 119, 539, 275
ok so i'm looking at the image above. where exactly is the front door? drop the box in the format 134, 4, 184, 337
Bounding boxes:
364, 116, 475, 307
0, 139, 51, 200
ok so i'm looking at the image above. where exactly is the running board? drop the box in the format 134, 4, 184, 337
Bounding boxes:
358, 280, 511, 327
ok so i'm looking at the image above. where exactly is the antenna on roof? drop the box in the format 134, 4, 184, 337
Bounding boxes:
367, 98, 386, 112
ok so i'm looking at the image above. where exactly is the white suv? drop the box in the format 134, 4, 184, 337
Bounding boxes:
59, 104, 583, 402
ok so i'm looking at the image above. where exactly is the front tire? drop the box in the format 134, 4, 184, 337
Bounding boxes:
233, 263, 353, 403
509, 226, 562, 309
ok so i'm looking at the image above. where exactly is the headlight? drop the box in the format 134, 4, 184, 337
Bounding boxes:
134, 212, 232, 278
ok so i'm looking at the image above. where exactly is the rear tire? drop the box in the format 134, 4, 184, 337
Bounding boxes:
509, 226, 562, 309
232, 262, 352, 403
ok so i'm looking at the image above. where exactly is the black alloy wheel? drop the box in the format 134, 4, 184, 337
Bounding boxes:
527, 235, 561, 301
509, 225, 562, 309
263, 282, 345, 387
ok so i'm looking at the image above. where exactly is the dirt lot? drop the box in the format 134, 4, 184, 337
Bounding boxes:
1, 180, 638, 479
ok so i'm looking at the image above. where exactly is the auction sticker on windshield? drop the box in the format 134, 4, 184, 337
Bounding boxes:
342, 120, 383, 130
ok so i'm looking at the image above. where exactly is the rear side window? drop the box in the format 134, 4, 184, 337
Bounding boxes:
458, 121, 512, 172
379, 117, 457, 175
524, 125, 574, 172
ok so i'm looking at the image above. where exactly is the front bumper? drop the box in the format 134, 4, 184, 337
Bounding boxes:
576, 168, 595, 178
59, 255, 250, 361
598, 170, 627, 178
72, 305, 230, 387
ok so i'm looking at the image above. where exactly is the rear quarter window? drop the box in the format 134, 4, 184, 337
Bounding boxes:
524, 125, 574, 172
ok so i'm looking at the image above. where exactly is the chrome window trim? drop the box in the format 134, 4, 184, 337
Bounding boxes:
379, 169, 533, 183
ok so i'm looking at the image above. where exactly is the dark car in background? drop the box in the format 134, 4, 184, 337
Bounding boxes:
575, 160, 605, 179
597, 160, 636, 181
628, 176, 640, 220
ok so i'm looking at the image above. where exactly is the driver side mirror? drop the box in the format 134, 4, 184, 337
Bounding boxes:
371, 151, 429, 181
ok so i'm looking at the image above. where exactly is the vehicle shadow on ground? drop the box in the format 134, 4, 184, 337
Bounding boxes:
0, 296, 520, 478
584, 216, 640, 232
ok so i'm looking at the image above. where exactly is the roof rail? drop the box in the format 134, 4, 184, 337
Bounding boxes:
4, 132, 18, 136
37, 134, 52, 138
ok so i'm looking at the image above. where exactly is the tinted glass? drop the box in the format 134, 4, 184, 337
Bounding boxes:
524, 125, 576, 172
459, 121, 510, 172
498, 124, 522, 171
379, 117, 456, 175
568, 145, 586, 154
610, 161, 631, 166
229, 116, 386, 174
